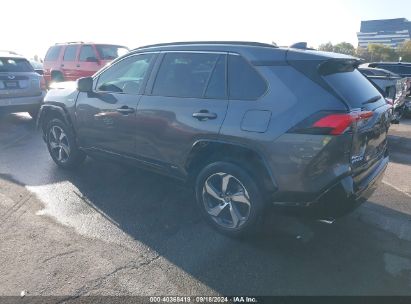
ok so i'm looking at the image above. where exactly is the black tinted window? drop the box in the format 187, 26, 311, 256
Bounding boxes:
324, 70, 385, 108
204, 55, 227, 99
96, 54, 153, 95
397, 66, 411, 75
79, 45, 97, 62
63, 46, 77, 61
228, 55, 267, 100
153, 52, 220, 98
0, 58, 34, 72
45, 46, 61, 61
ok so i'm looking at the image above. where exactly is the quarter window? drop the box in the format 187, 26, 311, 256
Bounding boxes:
228, 54, 267, 100
45, 46, 62, 61
63, 45, 77, 61
152, 52, 223, 98
96, 54, 154, 95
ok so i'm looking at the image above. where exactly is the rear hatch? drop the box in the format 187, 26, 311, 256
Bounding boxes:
321, 60, 391, 181
0, 57, 43, 99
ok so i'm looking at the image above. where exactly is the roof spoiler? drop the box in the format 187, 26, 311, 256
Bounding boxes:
290, 42, 315, 50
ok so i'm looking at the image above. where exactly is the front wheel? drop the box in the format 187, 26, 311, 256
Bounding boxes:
195, 162, 265, 237
45, 118, 86, 169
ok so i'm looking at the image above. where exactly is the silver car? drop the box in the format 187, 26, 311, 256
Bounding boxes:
0, 52, 46, 118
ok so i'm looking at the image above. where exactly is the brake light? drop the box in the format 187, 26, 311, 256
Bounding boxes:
312, 111, 373, 135
40, 76, 47, 90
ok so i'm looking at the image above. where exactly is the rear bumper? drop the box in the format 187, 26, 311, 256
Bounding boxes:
307, 155, 389, 218
0, 92, 45, 114
272, 156, 389, 219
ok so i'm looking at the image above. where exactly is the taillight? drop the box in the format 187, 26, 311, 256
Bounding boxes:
289, 111, 373, 135
40, 76, 47, 90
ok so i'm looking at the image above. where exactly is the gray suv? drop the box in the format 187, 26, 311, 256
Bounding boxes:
38, 42, 390, 236
0, 52, 46, 118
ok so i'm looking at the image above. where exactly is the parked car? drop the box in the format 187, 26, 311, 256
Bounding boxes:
0, 52, 46, 118
359, 66, 408, 123
30, 60, 44, 75
367, 62, 411, 96
38, 42, 390, 236
43, 42, 129, 85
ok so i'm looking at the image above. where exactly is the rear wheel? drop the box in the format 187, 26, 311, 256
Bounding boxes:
195, 161, 265, 237
45, 118, 86, 169
51, 71, 64, 83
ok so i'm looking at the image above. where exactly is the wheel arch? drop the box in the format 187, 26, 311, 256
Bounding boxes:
185, 140, 278, 201
38, 104, 75, 140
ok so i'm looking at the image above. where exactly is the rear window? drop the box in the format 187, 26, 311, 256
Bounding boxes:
96, 45, 128, 60
45, 46, 62, 61
324, 69, 385, 108
63, 45, 77, 61
0, 57, 34, 72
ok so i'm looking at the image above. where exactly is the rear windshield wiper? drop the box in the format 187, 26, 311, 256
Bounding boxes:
363, 95, 382, 105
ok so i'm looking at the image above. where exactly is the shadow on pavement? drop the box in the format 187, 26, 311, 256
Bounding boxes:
1, 113, 411, 295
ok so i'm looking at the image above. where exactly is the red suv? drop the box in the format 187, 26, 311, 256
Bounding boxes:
43, 42, 128, 85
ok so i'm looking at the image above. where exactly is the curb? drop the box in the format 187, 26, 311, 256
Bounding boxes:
351, 202, 411, 242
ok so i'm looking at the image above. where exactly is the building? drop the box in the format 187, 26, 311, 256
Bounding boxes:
357, 18, 411, 48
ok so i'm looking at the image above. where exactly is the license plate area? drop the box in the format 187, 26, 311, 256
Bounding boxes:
4, 81, 19, 89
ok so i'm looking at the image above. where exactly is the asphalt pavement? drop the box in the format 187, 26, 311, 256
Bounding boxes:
1, 112, 411, 296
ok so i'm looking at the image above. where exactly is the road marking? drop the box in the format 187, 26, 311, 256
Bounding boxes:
383, 180, 411, 199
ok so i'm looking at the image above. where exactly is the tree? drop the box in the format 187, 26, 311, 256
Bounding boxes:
397, 40, 411, 62
356, 47, 371, 62
367, 44, 397, 62
318, 42, 355, 56
333, 42, 356, 56
318, 42, 334, 52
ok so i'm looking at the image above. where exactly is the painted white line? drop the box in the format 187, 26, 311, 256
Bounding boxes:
383, 180, 411, 199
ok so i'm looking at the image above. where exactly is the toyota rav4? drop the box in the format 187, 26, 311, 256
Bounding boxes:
38, 41, 390, 236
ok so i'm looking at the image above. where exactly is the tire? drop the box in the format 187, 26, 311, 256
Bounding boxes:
28, 108, 39, 120
45, 118, 86, 169
195, 161, 265, 237
51, 71, 64, 83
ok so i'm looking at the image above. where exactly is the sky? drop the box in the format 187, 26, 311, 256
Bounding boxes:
2, 0, 411, 60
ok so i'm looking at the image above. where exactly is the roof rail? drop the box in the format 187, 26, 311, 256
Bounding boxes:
55, 41, 85, 45
0, 50, 20, 55
136, 41, 278, 50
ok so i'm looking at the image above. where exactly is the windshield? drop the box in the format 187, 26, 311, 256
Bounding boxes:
0, 57, 34, 72
96, 45, 129, 60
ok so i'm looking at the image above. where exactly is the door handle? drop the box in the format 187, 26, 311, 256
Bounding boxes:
192, 110, 217, 121
116, 106, 135, 114
60, 64, 64, 67
76, 64, 80, 68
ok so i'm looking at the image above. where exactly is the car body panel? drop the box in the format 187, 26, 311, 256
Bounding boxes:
39, 42, 389, 219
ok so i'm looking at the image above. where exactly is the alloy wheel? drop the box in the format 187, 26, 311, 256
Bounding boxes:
202, 172, 251, 230
48, 126, 71, 163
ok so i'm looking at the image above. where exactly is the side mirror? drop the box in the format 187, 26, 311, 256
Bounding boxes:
86, 57, 99, 63
77, 77, 93, 93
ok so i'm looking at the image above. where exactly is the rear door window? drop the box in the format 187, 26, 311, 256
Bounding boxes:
0, 58, 34, 72
63, 45, 77, 61
79, 45, 97, 62
152, 52, 222, 98
228, 54, 267, 100
45, 46, 62, 61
